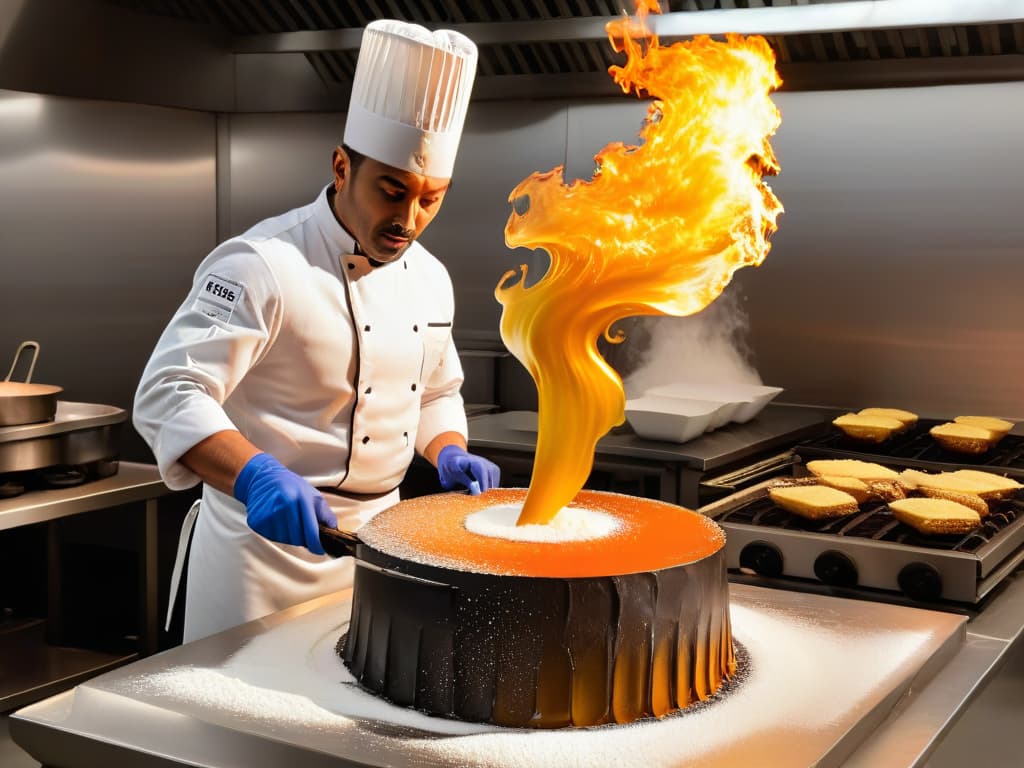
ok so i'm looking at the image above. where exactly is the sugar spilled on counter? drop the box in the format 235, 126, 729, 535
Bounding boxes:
464, 504, 621, 542
107, 597, 943, 768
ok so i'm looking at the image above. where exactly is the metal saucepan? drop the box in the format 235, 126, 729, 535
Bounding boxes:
0, 341, 62, 427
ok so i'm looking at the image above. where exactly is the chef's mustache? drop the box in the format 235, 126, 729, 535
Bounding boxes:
380, 223, 415, 240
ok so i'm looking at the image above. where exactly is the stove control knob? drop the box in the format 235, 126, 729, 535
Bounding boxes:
739, 542, 784, 578
814, 550, 858, 588
898, 562, 943, 602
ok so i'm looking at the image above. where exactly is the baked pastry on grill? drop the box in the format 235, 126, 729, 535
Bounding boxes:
817, 475, 905, 503
948, 470, 1021, 499
900, 469, 1014, 501
953, 415, 1014, 439
866, 480, 907, 502
929, 422, 996, 454
832, 412, 904, 443
888, 497, 981, 535
817, 475, 871, 503
769, 485, 860, 520
857, 407, 919, 428
806, 459, 901, 483
918, 487, 990, 517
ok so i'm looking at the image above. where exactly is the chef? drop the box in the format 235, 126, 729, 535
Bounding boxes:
133, 19, 499, 643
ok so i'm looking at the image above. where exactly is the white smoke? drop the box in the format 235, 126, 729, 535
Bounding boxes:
613, 287, 763, 398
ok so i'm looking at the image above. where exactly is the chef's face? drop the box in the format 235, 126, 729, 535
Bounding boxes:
331, 147, 451, 264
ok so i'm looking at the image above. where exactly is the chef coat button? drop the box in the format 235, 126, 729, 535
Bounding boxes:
413, 324, 419, 332
364, 324, 371, 332
411, 383, 417, 392
362, 436, 370, 444
364, 386, 372, 394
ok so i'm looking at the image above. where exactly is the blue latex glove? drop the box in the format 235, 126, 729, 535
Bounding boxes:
233, 453, 337, 556
436, 445, 500, 495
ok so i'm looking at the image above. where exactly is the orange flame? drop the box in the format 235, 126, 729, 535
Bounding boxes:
497, 2, 783, 525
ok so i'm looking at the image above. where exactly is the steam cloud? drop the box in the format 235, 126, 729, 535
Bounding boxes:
616, 287, 763, 398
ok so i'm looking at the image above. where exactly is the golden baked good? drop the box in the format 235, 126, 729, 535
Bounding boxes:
953, 416, 1014, 439
930, 422, 996, 454
769, 485, 860, 520
866, 479, 907, 502
888, 497, 981, 535
948, 470, 1021, 499
900, 469, 1009, 500
833, 412, 904, 443
918, 487, 990, 517
806, 459, 901, 483
857, 407, 919, 428
817, 475, 871, 503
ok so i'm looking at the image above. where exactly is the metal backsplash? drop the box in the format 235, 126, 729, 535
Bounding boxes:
0, 89, 217, 461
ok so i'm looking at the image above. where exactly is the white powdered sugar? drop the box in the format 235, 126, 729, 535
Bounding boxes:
464, 504, 622, 542
101, 592, 949, 768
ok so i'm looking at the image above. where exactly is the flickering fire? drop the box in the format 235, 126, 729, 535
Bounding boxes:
497, 1, 783, 526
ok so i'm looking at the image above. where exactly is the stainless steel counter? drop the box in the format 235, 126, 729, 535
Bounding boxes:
468, 404, 828, 507
844, 570, 1024, 766
9, 581, 986, 768
469, 404, 827, 470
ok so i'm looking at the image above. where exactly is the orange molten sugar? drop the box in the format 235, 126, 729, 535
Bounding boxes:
497, 1, 784, 525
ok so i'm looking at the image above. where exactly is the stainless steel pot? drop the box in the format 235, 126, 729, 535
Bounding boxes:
0, 341, 62, 426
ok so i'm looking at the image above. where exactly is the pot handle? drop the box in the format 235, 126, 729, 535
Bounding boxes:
319, 524, 360, 558
5, 340, 41, 383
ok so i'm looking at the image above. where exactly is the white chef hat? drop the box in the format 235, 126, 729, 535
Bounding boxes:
344, 20, 478, 179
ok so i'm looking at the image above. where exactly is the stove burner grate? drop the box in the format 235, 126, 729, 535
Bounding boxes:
715, 492, 1024, 555
0, 460, 118, 499
798, 420, 1024, 475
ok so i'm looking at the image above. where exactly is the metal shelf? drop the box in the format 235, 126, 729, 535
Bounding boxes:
0, 463, 169, 532
0, 642, 137, 713
0, 463, 179, 707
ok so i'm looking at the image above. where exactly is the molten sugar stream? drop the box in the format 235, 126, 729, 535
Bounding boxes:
497, 1, 783, 525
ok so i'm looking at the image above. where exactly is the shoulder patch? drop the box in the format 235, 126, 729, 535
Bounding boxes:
193, 274, 244, 322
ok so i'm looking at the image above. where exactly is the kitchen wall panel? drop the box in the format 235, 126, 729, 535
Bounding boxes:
0, 89, 216, 460
743, 81, 1024, 420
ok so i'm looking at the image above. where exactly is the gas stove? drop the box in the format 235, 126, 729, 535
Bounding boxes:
795, 418, 1024, 480
701, 417, 1024, 607
703, 480, 1024, 606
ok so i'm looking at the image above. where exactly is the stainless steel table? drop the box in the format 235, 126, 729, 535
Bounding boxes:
9, 581, 991, 768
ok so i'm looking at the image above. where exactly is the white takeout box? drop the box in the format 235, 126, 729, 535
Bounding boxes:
624, 395, 722, 443
647, 382, 784, 424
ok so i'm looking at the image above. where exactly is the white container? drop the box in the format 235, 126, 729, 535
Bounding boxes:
624, 395, 721, 443
648, 383, 784, 425
731, 385, 784, 423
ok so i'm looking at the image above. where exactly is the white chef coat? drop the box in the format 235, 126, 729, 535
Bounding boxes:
133, 183, 468, 642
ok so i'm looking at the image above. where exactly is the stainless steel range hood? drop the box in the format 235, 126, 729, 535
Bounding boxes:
100, 0, 1024, 100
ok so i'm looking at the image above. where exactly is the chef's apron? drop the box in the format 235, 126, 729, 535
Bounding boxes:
167, 486, 398, 642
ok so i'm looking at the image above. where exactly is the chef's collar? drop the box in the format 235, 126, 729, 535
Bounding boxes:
318, 183, 391, 270
350, 240, 388, 269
